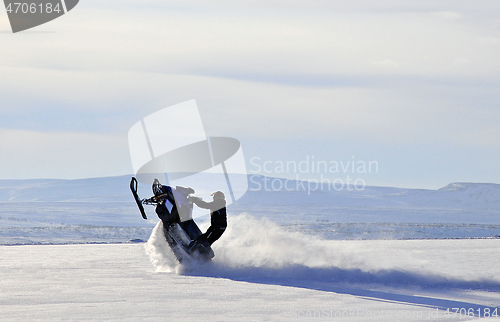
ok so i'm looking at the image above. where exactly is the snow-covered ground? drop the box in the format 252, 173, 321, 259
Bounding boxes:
1, 175, 500, 321
2, 236, 500, 321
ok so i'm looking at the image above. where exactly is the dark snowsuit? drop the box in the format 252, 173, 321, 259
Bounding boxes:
192, 197, 227, 245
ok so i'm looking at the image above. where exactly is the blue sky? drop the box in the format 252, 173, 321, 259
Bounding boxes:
0, 0, 499, 189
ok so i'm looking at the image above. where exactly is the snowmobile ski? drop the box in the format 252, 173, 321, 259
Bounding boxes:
130, 177, 147, 220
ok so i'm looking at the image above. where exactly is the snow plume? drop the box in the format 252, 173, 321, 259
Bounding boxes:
209, 213, 424, 273
144, 221, 179, 273
145, 214, 500, 291
144, 213, 339, 274
214, 213, 343, 269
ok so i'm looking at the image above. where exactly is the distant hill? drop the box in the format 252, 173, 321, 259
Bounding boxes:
1, 175, 499, 244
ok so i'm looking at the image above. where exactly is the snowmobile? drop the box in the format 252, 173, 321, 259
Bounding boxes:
130, 177, 214, 263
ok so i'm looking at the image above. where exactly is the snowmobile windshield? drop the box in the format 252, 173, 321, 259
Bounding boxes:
171, 187, 193, 223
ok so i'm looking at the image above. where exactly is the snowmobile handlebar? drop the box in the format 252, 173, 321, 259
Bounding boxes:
130, 177, 169, 206
141, 194, 168, 205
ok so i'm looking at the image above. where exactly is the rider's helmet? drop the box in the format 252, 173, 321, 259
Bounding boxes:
152, 178, 164, 197
211, 191, 225, 200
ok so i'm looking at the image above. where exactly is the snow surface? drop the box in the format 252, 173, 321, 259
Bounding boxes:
1, 175, 500, 321
2, 234, 500, 321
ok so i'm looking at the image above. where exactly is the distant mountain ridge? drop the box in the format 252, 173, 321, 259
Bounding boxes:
1, 175, 499, 209
1, 175, 500, 243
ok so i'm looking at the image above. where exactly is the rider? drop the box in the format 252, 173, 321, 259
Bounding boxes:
191, 191, 227, 246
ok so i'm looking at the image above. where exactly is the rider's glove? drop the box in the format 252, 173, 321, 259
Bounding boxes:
189, 196, 202, 202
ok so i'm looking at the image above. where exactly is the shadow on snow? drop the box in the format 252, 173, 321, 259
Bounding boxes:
185, 264, 500, 315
